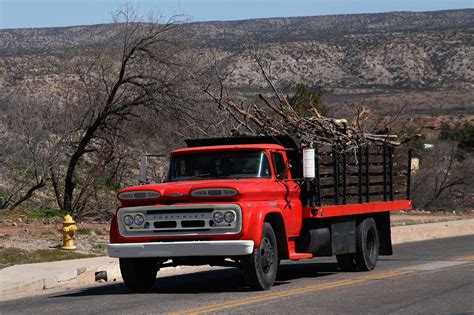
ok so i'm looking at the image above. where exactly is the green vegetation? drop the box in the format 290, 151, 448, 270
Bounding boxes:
0, 208, 63, 220
25, 209, 64, 220
0, 208, 10, 217
0, 248, 95, 269
95, 171, 121, 191
439, 122, 474, 158
289, 84, 326, 117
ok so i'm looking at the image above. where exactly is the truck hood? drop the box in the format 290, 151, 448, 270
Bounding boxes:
118, 178, 280, 204
120, 178, 275, 199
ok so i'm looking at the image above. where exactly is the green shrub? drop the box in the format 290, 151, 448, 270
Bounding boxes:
288, 84, 327, 117
26, 209, 64, 220
439, 122, 474, 158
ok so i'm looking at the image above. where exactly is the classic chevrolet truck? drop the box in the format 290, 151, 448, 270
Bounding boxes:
107, 136, 412, 291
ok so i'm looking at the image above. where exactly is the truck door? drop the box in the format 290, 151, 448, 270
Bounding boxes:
270, 151, 302, 237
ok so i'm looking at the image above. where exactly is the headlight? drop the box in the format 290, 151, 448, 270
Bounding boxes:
213, 212, 224, 224
134, 214, 145, 226
191, 188, 238, 197
224, 211, 236, 223
118, 190, 160, 200
123, 215, 134, 226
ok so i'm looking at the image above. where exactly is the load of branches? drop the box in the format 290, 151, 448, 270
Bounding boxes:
203, 50, 399, 151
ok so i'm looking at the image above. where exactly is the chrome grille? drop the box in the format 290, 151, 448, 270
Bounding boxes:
117, 204, 242, 237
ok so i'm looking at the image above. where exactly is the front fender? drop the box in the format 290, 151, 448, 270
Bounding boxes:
243, 206, 285, 248
109, 215, 120, 243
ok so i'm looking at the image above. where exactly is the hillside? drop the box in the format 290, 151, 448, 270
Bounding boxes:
0, 9, 473, 116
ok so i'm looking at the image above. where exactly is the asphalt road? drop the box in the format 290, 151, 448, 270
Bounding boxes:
1, 235, 473, 314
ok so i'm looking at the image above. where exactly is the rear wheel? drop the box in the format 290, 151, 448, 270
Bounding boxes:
354, 217, 379, 271
242, 222, 279, 290
336, 217, 379, 272
119, 258, 160, 292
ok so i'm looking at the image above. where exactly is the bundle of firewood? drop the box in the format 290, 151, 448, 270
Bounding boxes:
206, 89, 399, 151
203, 51, 399, 151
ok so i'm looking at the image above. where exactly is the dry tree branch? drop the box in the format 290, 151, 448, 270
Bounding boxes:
202, 43, 400, 150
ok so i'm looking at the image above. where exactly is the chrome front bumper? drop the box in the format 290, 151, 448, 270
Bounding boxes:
107, 240, 254, 258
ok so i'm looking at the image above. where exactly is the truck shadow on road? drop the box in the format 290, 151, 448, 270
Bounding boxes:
51, 261, 340, 298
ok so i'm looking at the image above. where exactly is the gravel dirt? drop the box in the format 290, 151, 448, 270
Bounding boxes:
390, 210, 474, 226
0, 217, 109, 255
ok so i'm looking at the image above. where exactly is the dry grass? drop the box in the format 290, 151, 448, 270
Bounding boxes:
0, 247, 96, 269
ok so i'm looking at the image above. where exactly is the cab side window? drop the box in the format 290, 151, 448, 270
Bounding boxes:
271, 153, 286, 179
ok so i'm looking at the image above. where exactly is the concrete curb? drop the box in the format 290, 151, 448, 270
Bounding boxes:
0, 257, 121, 297
391, 219, 474, 244
1, 219, 473, 298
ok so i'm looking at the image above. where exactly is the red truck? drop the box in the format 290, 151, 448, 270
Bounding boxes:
107, 135, 412, 291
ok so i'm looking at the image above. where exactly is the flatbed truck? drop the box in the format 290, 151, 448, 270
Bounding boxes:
107, 135, 412, 291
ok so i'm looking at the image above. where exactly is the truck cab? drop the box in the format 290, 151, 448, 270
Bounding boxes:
108, 136, 412, 291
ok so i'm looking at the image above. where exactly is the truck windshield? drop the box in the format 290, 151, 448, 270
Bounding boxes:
167, 151, 272, 181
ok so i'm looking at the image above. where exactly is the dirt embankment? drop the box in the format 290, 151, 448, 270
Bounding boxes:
390, 210, 474, 226
0, 210, 473, 256
0, 217, 109, 255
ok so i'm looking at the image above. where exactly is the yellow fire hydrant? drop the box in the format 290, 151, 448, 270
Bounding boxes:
62, 214, 77, 250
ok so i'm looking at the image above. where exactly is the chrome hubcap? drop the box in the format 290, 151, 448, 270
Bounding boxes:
260, 238, 274, 273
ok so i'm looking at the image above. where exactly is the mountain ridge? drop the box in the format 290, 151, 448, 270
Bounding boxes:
0, 9, 472, 115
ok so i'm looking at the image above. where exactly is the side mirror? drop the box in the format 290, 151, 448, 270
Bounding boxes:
139, 154, 168, 184
276, 161, 292, 180
140, 156, 148, 184
277, 168, 288, 180
284, 162, 292, 180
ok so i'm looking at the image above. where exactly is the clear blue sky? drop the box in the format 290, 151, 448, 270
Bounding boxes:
0, 0, 472, 29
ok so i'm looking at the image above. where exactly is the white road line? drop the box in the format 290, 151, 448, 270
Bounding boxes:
401, 261, 469, 271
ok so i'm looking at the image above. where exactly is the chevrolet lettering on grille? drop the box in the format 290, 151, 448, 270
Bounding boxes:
164, 193, 187, 197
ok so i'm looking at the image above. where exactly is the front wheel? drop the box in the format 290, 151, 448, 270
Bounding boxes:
119, 258, 160, 292
242, 222, 279, 290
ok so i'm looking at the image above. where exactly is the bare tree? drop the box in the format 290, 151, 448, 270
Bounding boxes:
412, 140, 471, 210
0, 95, 64, 210
60, 7, 194, 214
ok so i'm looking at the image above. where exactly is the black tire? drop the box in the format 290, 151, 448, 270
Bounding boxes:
336, 253, 357, 271
119, 258, 159, 292
242, 222, 279, 290
354, 218, 379, 271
